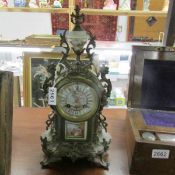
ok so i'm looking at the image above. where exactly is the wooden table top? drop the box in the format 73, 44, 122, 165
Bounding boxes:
12, 107, 129, 175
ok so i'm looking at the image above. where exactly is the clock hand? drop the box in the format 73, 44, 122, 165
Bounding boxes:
83, 104, 87, 108
66, 104, 71, 108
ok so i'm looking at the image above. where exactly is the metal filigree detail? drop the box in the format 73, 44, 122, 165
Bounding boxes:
100, 64, 112, 97
98, 114, 108, 132
71, 5, 85, 31
56, 5, 96, 71
86, 32, 96, 60
40, 123, 111, 169
59, 31, 95, 71
60, 30, 70, 59
45, 111, 55, 130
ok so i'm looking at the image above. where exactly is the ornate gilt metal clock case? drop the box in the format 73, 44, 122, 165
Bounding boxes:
41, 5, 112, 169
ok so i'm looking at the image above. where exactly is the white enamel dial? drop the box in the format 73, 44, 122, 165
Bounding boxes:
57, 81, 99, 121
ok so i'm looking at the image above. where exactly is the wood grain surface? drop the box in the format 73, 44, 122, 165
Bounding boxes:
11, 108, 128, 175
0, 71, 13, 175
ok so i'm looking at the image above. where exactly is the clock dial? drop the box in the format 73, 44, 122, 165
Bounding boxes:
57, 81, 99, 121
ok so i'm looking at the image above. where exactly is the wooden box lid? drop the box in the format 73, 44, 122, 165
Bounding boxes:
127, 46, 175, 111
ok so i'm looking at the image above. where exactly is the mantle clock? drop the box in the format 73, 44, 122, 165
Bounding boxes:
40, 5, 112, 169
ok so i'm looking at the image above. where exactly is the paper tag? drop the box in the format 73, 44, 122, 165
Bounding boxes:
152, 149, 170, 159
48, 87, 57, 105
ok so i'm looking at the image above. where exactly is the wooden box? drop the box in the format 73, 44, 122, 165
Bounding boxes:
0, 71, 13, 175
126, 46, 175, 175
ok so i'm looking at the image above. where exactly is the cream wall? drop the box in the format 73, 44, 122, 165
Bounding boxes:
0, 12, 52, 40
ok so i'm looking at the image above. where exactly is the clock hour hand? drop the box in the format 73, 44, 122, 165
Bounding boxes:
66, 104, 71, 108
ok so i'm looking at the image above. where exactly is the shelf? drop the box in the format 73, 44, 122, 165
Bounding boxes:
81, 9, 167, 17
0, 7, 69, 13
105, 105, 127, 109
108, 74, 129, 81
0, 7, 167, 17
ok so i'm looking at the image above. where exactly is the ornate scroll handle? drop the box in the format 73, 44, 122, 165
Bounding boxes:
60, 30, 70, 59
86, 33, 96, 63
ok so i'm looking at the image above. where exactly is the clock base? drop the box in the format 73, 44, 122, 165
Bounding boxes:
40, 125, 111, 170
41, 155, 109, 170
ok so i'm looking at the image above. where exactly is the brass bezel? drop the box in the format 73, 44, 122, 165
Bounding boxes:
55, 73, 102, 122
